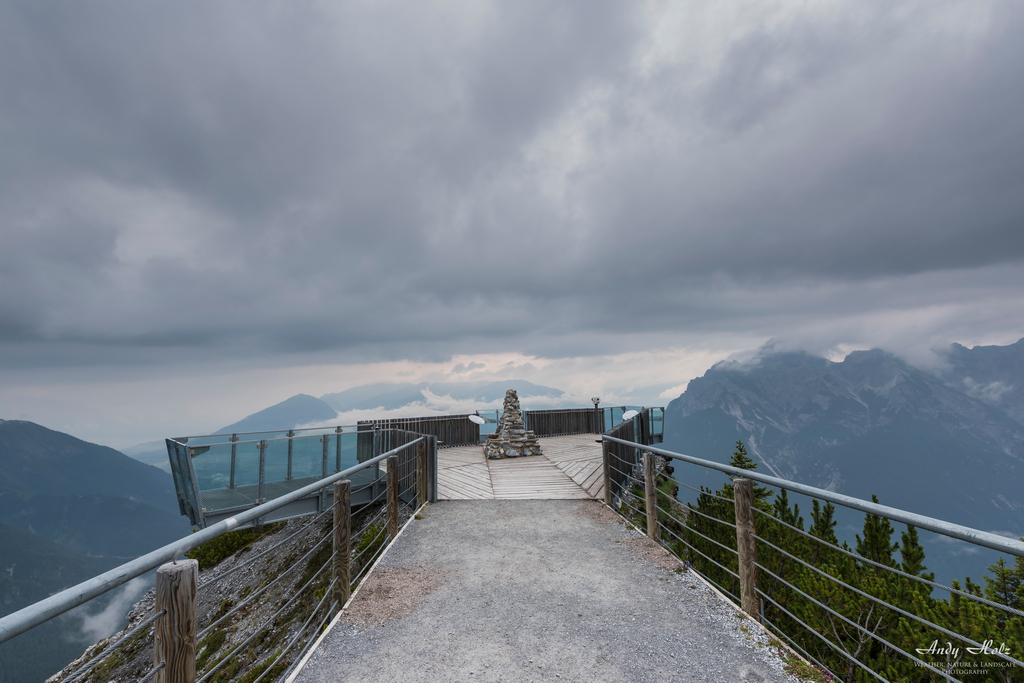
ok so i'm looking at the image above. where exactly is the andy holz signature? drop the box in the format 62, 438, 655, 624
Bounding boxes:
916, 640, 1013, 658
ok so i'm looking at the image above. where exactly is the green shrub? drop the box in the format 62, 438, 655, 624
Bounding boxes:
195, 628, 227, 672
186, 522, 285, 570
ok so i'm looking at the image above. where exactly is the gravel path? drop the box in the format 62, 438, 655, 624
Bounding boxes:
294, 499, 804, 683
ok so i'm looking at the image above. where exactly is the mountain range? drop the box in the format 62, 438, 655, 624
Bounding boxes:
319, 379, 564, 413
662, 339, 1024, 583
939, 338, 1024, 424
0, 420, 192, 682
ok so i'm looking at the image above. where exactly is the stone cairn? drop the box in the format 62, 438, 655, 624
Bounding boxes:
483, 389, 544, 459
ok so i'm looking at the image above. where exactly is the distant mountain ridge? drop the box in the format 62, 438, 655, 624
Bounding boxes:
215, 393, 338, 434
939, 338, 1024, 424
0, 420, 192, 681
663, 344, 1024, 536
319, 379, 563, 412
0, 420, 181, 517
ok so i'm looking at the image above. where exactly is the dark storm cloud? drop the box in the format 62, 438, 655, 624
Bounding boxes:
1, 0, 1023, 368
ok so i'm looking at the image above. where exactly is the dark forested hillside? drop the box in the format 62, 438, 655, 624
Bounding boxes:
0, 420, 192, 681
0, 522, 117, 683
0, 420, 180, 515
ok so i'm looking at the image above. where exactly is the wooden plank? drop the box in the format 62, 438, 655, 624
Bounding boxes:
581, 463, 603, 490
437, 463, 494, 500
437, 484, 491, 500
437, 449, 486, 469
440, 475, 493, 497
487, 455, 588, 500
437, 435, 606, 501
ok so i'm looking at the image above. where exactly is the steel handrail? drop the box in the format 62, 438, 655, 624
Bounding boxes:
173, 430, 360, 451
601, 434, 1024, 558
174, 423, 364, 442
0, 437, 424, 645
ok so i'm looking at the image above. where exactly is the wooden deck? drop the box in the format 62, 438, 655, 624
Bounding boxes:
437, 433, 604, 500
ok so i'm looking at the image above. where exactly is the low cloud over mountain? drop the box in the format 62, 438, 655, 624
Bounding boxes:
663, 340, 1024, 536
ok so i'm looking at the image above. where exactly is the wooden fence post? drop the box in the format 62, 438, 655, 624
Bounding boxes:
644, 452, 659, 541
733, 478, 760, 619
154, 559, 198, 683
416, 441, 426, 508
333, 480, 351, 615
387, 455, 399, 540
602, 440, 613, 507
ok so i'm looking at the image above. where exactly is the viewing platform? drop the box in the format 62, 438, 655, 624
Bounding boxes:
437, 433, 605, 500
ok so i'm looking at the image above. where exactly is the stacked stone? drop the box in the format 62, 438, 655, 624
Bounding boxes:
483, 389, 544, 459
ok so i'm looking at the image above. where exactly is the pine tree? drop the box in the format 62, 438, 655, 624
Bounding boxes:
809, 499, 838, 567
758, 488, 806, 637
985, 558, 1023, 617
723, 441, 774, 503
855, 495, 898, 570
898, 525, 934, 599
684, 441, 773, 601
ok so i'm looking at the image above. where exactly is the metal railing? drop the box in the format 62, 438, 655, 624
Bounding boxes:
601, 434, 1024, 683
523, 407, 605, 435
166, 423, 439, 528
0, 437, 430, 683
358, 414, 480, 449
522, 405, 665, 439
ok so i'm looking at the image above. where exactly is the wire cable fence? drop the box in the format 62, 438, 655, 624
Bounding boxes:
751, 506, 1024, 622
61, 609, 167, 683
191, 438, 428, 682
600, 434, 1024, 683
7, 433, 434, 683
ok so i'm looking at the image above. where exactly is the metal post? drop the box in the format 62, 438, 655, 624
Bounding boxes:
256, 441, 266, 506
333, 480, 351, 617
319, 436, 329, 512
428, 435, 439, 503
602, 439, 613, 507
387, 455, 399, 540
286, 430, 295, 481
228, 434, 238, 489
417, 441, 426, 508
644, 452, 659, 540
372, 427, 383, 501
154, 559, 198, 683
335, 426, 342, 472
734, 478, 760, 619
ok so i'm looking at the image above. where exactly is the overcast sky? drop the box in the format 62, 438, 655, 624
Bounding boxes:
2, 0, 1023, 447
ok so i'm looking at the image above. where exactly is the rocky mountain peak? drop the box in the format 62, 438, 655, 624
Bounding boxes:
663, 341, 1024, 546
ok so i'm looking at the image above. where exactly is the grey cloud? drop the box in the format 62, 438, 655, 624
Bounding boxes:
0, 0, 1022, 369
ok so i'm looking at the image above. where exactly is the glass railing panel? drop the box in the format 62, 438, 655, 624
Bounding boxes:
333, 431, 359, 473
191, 442, 244, 491
261, 435, 312, 483
478, 410, 501, 438
652, 407, 664, 435
291, 434, 326, 480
